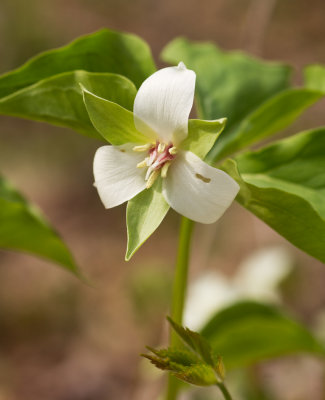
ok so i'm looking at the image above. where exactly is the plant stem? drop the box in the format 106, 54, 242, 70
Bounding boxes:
217, 382, 233, 400
165, 216, 194, 400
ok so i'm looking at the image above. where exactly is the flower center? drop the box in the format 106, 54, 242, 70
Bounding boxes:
133, 141, 178, 189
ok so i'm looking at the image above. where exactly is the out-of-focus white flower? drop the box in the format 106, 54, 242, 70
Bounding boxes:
184, 246, 294, 330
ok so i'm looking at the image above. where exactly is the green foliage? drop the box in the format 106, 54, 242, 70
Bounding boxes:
201, 301, 325, 370
143, 318, 225, 387
222, 127, 325, 263
82, 87, 149, 144
181, 118, 226, 160
0, 176, 79, 274
209, 88, 323, 162
0, 71, 137, 139
161, 38, 291, 123
0, 28, 155, 97
304, 64, 325, 91
126, 179, 169, 260
161, 38, 291, 156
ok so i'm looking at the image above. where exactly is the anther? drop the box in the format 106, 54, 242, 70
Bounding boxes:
157, 143, 166, 153
169, 146, 178, 155
146, 170, 160, 189
133, 143, 152, 152
136, 159, 148, 168
161, 162, 171, 178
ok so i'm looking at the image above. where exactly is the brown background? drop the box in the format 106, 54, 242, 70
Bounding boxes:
0, 1, 325, 399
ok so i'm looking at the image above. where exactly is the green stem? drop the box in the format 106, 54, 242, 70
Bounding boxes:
217, 382, 233, 400
165, 216, 194, 400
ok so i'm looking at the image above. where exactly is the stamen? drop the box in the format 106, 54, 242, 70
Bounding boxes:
145, 166, 153, 181
169, 146, 178, 155
157, 143, 166, 153
133, 143, 152, 152
146, 170, 160, 189
161, 162, 171, 178
136, 159, 148, 168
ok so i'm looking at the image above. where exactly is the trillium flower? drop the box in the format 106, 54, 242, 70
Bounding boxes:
82, 62, 239, 258
88, 62, 239, 222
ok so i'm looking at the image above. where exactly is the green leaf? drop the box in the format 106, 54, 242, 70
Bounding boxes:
201, 301, 325, 370
126, 179, 169, 260
222, 127, 325, 263
209, 88, 323, 162
161, 38, 291, 125
180, 118, 226, 159
0, 71, 137, 139
0, 28, 155, 97
0, 176, 79, 274
304, 64, 325, 91
82, 88, 150, 145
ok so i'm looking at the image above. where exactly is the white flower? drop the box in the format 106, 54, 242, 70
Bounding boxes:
184, 246, 294, 330
93, 62, 239, 224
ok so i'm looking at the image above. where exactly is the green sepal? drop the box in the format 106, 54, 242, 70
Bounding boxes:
173, 364, 219, 387
0, 175, 80, 275
82, 88, 149, 145
180, 118, 226, 159
126, 179, 169, 260
143, 349, 218, 386
167, 317, 216, 370
146, 346, 200, 366
0, 71, 137, 139
143, 319, 225, 387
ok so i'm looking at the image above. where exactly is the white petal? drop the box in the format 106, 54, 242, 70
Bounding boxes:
134, 62, 196, 144
184, 272, 238, 331
93, 145, 147, 208
234, 247, 294, 301
163, 151, 239, 223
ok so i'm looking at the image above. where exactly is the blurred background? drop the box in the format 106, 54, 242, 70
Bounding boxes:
0, 0, 325, 399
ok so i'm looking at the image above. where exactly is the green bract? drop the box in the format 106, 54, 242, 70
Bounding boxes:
0, 71, 137, 139
0, 28, 155, 97
222, 127, 325, 264
209, 88, 323, 162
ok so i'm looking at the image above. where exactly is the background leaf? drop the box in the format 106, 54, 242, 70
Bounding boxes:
209, 88, 323, 162
0, 71, 137, 139
161, 38, 291, 125
162, 38, 324, 164
201, 301, 325, 370
0, 28, 155, 97
0, 176, 79, 274
222, 127, 325, 263
304, 64, 325, 91
126, 180, 169, 260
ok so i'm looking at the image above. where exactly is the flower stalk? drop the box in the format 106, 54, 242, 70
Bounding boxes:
166, 216, 194, 400
217, 382, 233, 400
